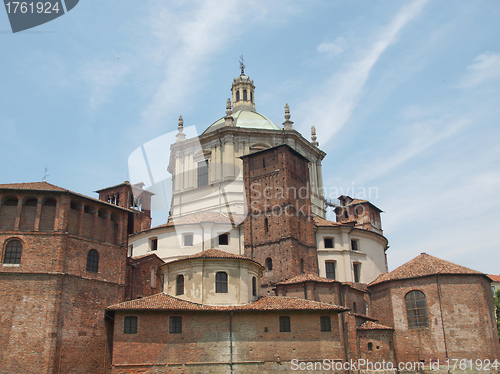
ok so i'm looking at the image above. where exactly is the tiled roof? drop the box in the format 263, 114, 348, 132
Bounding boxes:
488, 274, 500, 282
0, 181, 68, 192
313, 216, 343, 227
276, 273, 339, 285
235, 296, 348, 311
0, 181, 130, 211
357, 321, 394, 331
342, 282, 368, 293
107, 294, 348, 312
348, 313, 377, 321
165, 248, 263, 268
130, 253, 164, 262
369, 253, 484, 286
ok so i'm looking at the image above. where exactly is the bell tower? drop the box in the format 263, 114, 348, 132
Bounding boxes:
242, 144, 318, 290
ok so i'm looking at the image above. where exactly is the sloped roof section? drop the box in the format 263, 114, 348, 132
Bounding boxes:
165, 248, 263, 268
276, 273, 339, 285
488, 274, 500, 282
369, 253, 484, 286
357, 321, 394, 331
0, 181, 68, 192
108, 294, 348, 312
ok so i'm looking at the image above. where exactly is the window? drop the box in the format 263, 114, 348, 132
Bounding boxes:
353, 302, 357, 313
176, 274, 184, 296
252, 276, 257, 296
169, 316, 182, 333
405, 290, 429, 328
86, 249, 99, 272
368, 342, 373, 351
320, 316, 331, 332
264, 217, 269, 233
124, 316, 137, 334
265, 257, 273, 271
128, 245, 133, 257
351, 239, 359, 251
216, 272, 228, 293
3, 239, 23, 264
236, 91, 240, 101
197, 160, 209, 188
150, 238, 158, 251
324, 238, 334, 249
183, 234, 193, 247
353, 263, 361, 283
279, 316, 291, 332
325, 262, 336, 280
250, 92, 253, 102
218, 233, 229, 246
300, 259, 305, 273
150, 268, 156, 288
243, 90, 248, 100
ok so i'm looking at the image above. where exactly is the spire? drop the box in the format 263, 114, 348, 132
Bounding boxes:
176, 115, 186, 142
311, 126, 319, 147
283, 103, 294, 130
239, 55, 245, 75
224, 98, 234, 126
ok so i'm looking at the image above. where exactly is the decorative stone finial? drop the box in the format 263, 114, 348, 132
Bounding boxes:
176, 115, 186, 142
225, 98, 234, 126
311, 126, 319, 147
239, 55, 245, 75
283, 103, 294, 130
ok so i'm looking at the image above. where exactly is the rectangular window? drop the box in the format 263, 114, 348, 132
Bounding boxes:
150, 238, 158, 251
353, 263, 361, 283
183, 234, 193, 247
169, 316, 182, 333
216, 272, 228, 293
218, 233, 229, 246
351, 239, 359, 251
279, 316, 291, 332
325, 262, 336, 280
320, 316, 331, 332
197, 160, 209, 188
124, 316, 137, 334
324, 238, 334, 249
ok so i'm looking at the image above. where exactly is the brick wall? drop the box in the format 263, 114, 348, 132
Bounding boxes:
111, 310, 344, 373
124, 254, 164, 300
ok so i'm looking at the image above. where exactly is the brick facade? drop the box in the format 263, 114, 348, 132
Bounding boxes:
242, 145, 318, 288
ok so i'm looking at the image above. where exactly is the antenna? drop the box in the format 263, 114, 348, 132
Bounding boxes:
42, 167, 49, 182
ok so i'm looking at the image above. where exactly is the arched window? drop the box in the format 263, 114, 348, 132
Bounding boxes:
252, 276, 257, 296
176, 274, 184, 296
264, 217, 269, 233
265, 257, 273, 271
353, 302, 357, 313
4, 239, 23, 264
300, 259, 305, 273
368, 342, 373, 351
216, 272, 228, 293
405, 290, 429, 328
86, 249, 99, 272
243, 90, 248, 100
250, 92, 253, 102
236, 91, 240, 101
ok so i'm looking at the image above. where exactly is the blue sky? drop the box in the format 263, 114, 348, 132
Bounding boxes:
1, 0, 499, 274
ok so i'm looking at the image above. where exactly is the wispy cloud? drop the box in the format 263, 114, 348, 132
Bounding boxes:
296, 0, 430, 144
458, 51, 500, 88
80, 61, 130, 111
317, 37, 347, 57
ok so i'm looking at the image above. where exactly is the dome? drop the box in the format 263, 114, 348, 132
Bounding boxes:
202, 109, 280, 134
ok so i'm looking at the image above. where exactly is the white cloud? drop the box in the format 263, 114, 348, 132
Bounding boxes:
459, 52, 500, 88
295, 0, 430, 144
80, 61, 130, 111
317, 37, 347, 56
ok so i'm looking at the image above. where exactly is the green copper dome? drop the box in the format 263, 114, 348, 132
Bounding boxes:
202, 109, 280, 134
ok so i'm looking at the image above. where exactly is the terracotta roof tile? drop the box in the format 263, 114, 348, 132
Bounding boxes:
357, 321, 394, 331
348, 312, 377, 321
369, 253, 484, 286
276, 273, 339, 285
488, 274, 500, 282
107, 294, 348, 312
130, 253, 164, 262
0, 181, 130, 211
313, 216, 343, 227
165, 248, 263, 268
